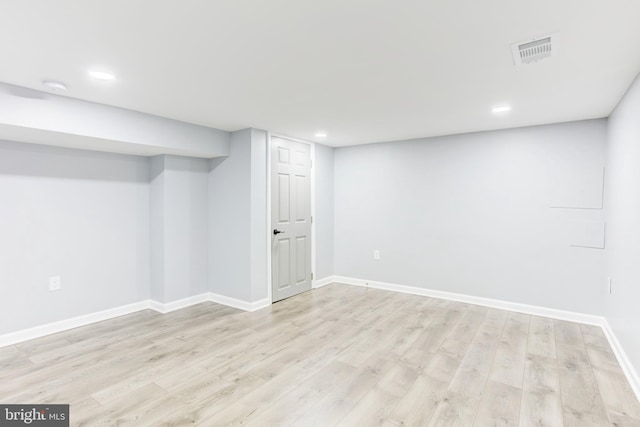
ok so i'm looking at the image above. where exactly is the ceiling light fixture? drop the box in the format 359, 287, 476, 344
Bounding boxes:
41, 80, 68, 92
89, 70, 116, 81
491, 105, 511, 114
315, 132, 327, 138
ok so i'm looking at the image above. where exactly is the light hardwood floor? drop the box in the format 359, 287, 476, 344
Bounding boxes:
1, 284, 639, 426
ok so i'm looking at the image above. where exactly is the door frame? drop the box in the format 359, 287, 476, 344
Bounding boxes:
266, 133, 316, 303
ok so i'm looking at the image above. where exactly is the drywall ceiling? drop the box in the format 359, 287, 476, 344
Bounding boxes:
1, 0, 639, 147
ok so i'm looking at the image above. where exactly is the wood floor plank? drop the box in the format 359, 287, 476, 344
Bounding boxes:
199, 365, 312, 426
448, 309, 508, 398
587, 346, 626, 375
490, 311, 530, 389
16, 332, 73, 356
243, 360, 356, 427
290, 355, 394, 426
0, 345, 32, 371
554, 320, 584, 347
384, 374, 447, 427
376, 362, 420, 398
528, 316, 557, 359
1, 337, 184, 402
423, 351, 462, 384
592, 367, 640, 420
335, 386, 401, 426
74, 383, 174, 427
156, 375, 266, 425
447, 305, 488, 343
438, 337, 472, 360
426, 391, 481, 427
288, 377, 371, 426
607, 411, 640, 427
412, 301, 466, 353
556, 343, 611, 427
67, 396, 102, 426
474, 380, 522, 427
520, 354, 564, 427
580, 324, 611, 351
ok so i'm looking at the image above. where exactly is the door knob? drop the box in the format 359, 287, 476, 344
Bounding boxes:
273, 229, 284, 235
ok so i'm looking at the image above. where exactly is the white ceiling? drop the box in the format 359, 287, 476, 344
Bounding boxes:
1, 0, 639, 147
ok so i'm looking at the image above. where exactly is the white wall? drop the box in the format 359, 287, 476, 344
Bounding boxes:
0, 140, 150, 334
334, 120, 607, 314
208, 129, 268, 302
0, 82, 230, 158
164, 156, 209, 301
249, 129, 268, 301
315, 143, 335, 280
208, 129, 251, 301
150, 155, 209, 302
605, 73, 640, 376
149, 156, 165, 302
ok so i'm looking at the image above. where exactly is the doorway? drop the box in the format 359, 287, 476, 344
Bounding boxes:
270, 136, 313, 302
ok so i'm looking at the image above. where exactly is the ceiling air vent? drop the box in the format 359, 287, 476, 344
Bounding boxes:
511, 34, 556, 66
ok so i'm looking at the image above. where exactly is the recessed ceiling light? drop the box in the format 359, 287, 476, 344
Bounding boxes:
89, 70, 116, 81
315, 132, 327, 138
41, 80, 67, 92
492, 105, 511, 114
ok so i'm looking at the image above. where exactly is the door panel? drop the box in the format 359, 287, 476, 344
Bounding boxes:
295, 175, 306, 222
295, 149, 306, 166
278, 174, 290, 223
295, 236, 307, 284
278, 146, 290, 164
271, 137, 312, 302
277, 238, 291, 291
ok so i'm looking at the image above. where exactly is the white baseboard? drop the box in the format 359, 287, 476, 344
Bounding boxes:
332, 275, 604, 325
601, 320, 640, 402
312, 276, 336, 289
149, 292, 271, 314
148, 300, 164, 313
147, 293, 271, 314
208, 292, 271, 312
149, 293, 210, 314
0, 292, 271, 348
0, 300, 150, 348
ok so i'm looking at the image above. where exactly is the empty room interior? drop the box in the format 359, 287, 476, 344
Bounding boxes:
2, 1, 640, 426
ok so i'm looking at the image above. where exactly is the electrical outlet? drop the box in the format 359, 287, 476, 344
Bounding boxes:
373, 250, 380, 260
608, 277, 612, 295
49, 276, 61, 291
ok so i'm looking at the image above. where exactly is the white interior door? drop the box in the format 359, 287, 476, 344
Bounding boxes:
271, 137, 312, 302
